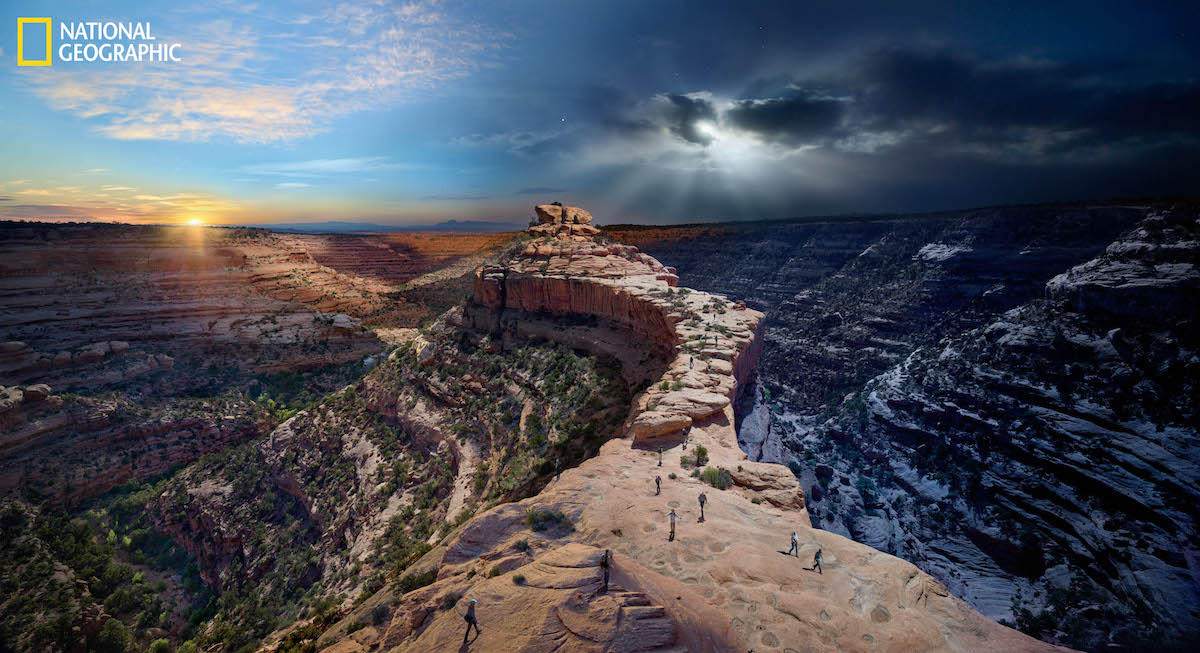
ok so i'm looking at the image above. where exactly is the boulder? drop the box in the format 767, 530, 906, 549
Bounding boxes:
0, 341, 28, 354
23, 384, 52, 401
630, 411, 692, 438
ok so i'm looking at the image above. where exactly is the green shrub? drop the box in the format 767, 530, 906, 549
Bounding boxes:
148, 639, 171, 653
371, 603, 390, 625
751, 497, 762, 504
513, 574, 526, 585
93, 618, 133, 653
346, 620, 366, 633
668, 473, 677, 480
488, 566, 502, 577
524, 509, 574, 532
396, 569, 438, 594
699, 466, 733, 490
440, 593, 460, 611
514, 539, 531, 552
693, 445, 709, 466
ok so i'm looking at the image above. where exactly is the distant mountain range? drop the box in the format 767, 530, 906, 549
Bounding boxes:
245, 219, 524, 233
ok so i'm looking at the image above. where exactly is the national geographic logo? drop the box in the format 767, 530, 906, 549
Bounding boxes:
17, 18, 182, 66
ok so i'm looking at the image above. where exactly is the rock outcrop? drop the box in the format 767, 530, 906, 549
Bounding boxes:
316, 204, 1057, 652
609, 202, 1198, 648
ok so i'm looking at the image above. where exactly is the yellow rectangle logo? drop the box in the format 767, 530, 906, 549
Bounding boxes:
17, 17, 52, 66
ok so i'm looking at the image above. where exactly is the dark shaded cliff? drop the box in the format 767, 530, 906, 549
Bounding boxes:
608, 202, 1200, 648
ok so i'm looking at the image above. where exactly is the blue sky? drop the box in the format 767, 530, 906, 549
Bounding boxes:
2, 1, 1198, 225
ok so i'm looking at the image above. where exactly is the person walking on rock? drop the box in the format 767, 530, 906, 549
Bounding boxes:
788, 531, 799, 557
668, 509, 678, 541
812, 548, 823, 574
601, 549, 611, 593
462, 598, 481, 643
655, 475, 661, 495
689, 355, 694, 369
698, 492, 707, 522
658, 446, 663, 467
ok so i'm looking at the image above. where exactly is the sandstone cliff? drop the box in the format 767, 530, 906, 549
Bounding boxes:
311, 205, 1058, 652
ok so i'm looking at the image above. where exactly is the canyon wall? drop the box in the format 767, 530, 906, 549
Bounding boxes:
611, 202, 1198, 648
314, 205, 1058, 652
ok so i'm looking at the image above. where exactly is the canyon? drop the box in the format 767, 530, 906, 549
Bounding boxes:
303, 205, 1055, 652
611, 201, 1200, 649
1, 201, 1195, 652
0, 223, 508, 505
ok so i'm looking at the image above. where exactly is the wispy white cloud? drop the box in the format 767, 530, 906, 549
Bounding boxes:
243, 157, 399, 177
18, 1, 510, 143
273, 182, 313, 189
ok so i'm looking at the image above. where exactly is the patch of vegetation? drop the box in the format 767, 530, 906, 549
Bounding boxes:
524, 509, 574, 532
396, 569, 438, 595
698, 466, 733, 490
679, 444, 709, 469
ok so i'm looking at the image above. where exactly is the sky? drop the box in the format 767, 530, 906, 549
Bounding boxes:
1, 0, 1198, 226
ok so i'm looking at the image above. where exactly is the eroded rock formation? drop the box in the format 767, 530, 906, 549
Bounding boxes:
315, 204, 1058, 652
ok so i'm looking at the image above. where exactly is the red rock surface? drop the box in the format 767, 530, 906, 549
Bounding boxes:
315, 205, 1063, 652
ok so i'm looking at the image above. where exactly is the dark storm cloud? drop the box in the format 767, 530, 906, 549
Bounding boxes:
660, 93, 718, 145
842, 45, 1200, 157
724, 92, 845, 145
667, 44, 1200, 163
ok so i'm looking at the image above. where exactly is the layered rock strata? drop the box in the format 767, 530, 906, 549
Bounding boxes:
319, 205, 1059, 652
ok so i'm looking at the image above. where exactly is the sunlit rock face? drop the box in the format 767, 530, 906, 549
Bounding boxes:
312, 204, 1058, 653
612, 202, 1199, 649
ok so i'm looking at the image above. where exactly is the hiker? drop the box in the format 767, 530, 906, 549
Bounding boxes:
668, 509, 678, 541
462, 598, 481, 643
689, 355, 694, 369
601, 549, 611, 592
698, 492, 707, 521
788, 531, 799, 557
655, 475, 661, 495
657, 446, 663, 467
555, 458, 561, 481
812, 548, 823, 574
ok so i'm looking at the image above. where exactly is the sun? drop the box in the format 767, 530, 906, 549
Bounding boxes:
187, 218, 203, 226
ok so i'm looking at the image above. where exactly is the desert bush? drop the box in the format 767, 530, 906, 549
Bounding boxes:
513, 574, 526, 585
524, 509, 574, 532
396, 569, 437, 594
699, 466, 733, 490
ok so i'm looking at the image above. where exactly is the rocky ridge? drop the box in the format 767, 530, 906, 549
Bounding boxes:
314, 205, 1057, 652
609, 202, 1198, 648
